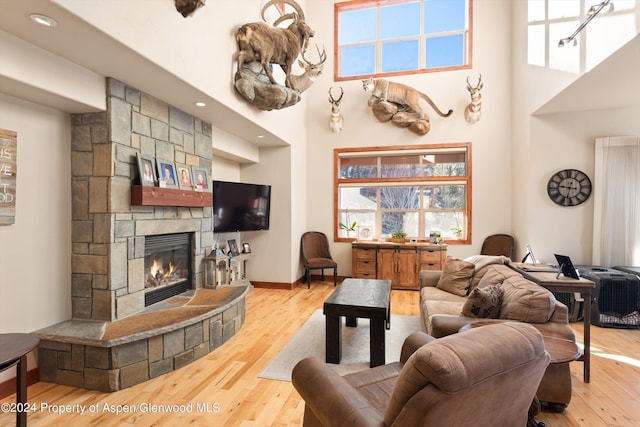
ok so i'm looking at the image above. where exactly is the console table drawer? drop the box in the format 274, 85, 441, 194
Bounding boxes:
356, 260, 376, 274
354, 248, 377, 261
419, 251, 442, 263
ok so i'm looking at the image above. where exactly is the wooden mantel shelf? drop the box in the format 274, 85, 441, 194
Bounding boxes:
131, 185, 212, 207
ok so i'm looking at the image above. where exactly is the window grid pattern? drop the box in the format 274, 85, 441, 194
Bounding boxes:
335, 0, 472, 81
335, 144, 472, 244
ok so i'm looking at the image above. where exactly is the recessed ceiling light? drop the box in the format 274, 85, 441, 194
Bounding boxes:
257, 135, 265, 139
30, 13, 57, 27
195, 101, 206, 107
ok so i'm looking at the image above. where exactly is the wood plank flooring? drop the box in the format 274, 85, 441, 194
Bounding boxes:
1, 282, 639, 426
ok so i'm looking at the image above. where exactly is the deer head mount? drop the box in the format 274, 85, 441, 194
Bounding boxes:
290, 45, 327, 93
464, 75, 483, 124
174, 0, 205, 17
328, 87, 344, 133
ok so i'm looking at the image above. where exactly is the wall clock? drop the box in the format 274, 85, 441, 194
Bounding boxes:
546, 169, 592, 207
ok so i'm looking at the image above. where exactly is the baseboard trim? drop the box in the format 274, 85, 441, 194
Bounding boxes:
0, 368, 39, 400
251, 275, 346, 290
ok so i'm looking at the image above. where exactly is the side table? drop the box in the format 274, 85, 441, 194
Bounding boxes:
0, 333, 40, 427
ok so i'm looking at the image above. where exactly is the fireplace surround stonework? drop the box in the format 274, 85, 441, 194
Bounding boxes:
35, 78, 249, 391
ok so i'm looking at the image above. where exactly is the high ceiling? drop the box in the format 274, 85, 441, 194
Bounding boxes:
535, 33, 640, 115
1, 0, 639, 135
0, 0, 284, 148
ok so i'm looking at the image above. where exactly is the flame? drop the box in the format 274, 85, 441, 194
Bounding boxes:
150, 259, 162, 277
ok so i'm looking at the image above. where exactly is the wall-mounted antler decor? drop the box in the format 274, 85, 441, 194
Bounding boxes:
464, 75, 483, 124
233, 0, 323, 111
174, 0, 205, 17
362, 77, 453, 136
328, 87, 344, 133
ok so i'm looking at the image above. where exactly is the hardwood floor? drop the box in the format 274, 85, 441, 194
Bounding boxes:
1, 282, 639, 426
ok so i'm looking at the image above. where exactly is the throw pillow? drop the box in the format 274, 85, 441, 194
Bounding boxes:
461, 285, 504, 318
436, 256, 475, 296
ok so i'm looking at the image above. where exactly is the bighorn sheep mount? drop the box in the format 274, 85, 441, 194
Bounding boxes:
234, 0, 323, 111
464, 75, 483, 124
174, 0, 205, 17
328, 87, 344, 133
362, 77, 453, 136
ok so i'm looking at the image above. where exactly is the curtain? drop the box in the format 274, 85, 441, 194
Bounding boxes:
593, 137, 640, 266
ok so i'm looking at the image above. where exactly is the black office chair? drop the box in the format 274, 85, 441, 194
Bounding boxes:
301, 231, 337, 288
480, 234, 515, 259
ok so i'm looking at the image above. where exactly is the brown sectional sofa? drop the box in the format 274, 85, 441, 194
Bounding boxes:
419, 255, 577, 407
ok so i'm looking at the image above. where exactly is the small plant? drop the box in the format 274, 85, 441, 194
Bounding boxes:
391, 230, 407, 239
339, 221, 357, 232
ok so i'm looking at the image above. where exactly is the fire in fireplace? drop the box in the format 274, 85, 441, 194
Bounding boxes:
144, 233, 192, 306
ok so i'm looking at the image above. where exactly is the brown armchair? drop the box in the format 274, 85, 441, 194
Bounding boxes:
301, 231, 337, 288
481, 233, 516, 259
292, 322, 549, 427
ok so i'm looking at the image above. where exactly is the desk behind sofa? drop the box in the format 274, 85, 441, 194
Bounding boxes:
511, 266, 595, 383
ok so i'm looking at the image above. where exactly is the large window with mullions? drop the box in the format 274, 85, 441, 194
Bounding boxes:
334, 143, 472, 243
335, 0, 472, 80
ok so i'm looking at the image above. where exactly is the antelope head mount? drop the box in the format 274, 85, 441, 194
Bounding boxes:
464, 74, 483, 124
328, 87, 344, 133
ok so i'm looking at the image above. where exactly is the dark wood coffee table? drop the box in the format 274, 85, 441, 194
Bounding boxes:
324, 278, 392, 368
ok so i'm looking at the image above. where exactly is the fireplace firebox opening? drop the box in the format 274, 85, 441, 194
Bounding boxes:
144, 233, 192, 306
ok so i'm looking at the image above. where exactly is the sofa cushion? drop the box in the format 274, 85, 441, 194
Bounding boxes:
436, 257, 475, 296
500, 276, 557, 322
460, 285, 504, 318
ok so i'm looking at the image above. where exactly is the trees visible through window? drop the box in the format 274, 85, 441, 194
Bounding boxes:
335, 0, 472, 80
335, 144, 471, 243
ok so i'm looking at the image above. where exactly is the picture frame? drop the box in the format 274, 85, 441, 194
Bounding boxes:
137, 153, 157, 186
228, 239, 240, 257
175, 163, 193, 190
191, 167, 211, 192
156, 160, 178, 188
242, 242, 251, 253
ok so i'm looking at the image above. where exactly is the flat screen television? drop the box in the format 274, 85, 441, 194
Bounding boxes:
213, 180, 272, 232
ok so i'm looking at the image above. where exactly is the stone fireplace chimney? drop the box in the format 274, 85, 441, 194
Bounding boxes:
70, 78, 213, 321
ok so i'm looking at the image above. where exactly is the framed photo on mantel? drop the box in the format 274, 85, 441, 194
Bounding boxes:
228, 239, 240, 257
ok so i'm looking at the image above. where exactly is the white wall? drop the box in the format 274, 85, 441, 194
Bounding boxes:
54, 0, 308, 147
511, 2, 640, 265
305, 0, 514, 276
0, 94, 71, 380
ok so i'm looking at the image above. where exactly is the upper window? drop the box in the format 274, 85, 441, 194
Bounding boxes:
527, 0, 636, 74
335, 0, 473, 81
334, 143, 472, 244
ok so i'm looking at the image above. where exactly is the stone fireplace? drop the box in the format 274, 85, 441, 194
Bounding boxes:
35, 78, 249, 392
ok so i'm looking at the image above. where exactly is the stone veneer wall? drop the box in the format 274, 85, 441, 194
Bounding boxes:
38, 290, 247, 392
70, 78, 214, 321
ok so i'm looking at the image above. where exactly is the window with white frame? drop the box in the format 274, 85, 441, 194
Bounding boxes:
334, 143, 472, 243
335, 0, 472, 80
527, 0, 637, 74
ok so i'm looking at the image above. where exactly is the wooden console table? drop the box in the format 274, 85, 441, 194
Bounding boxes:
511, 266, 595, 383
0, 333, 40, 427
352, 241, 447, 290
